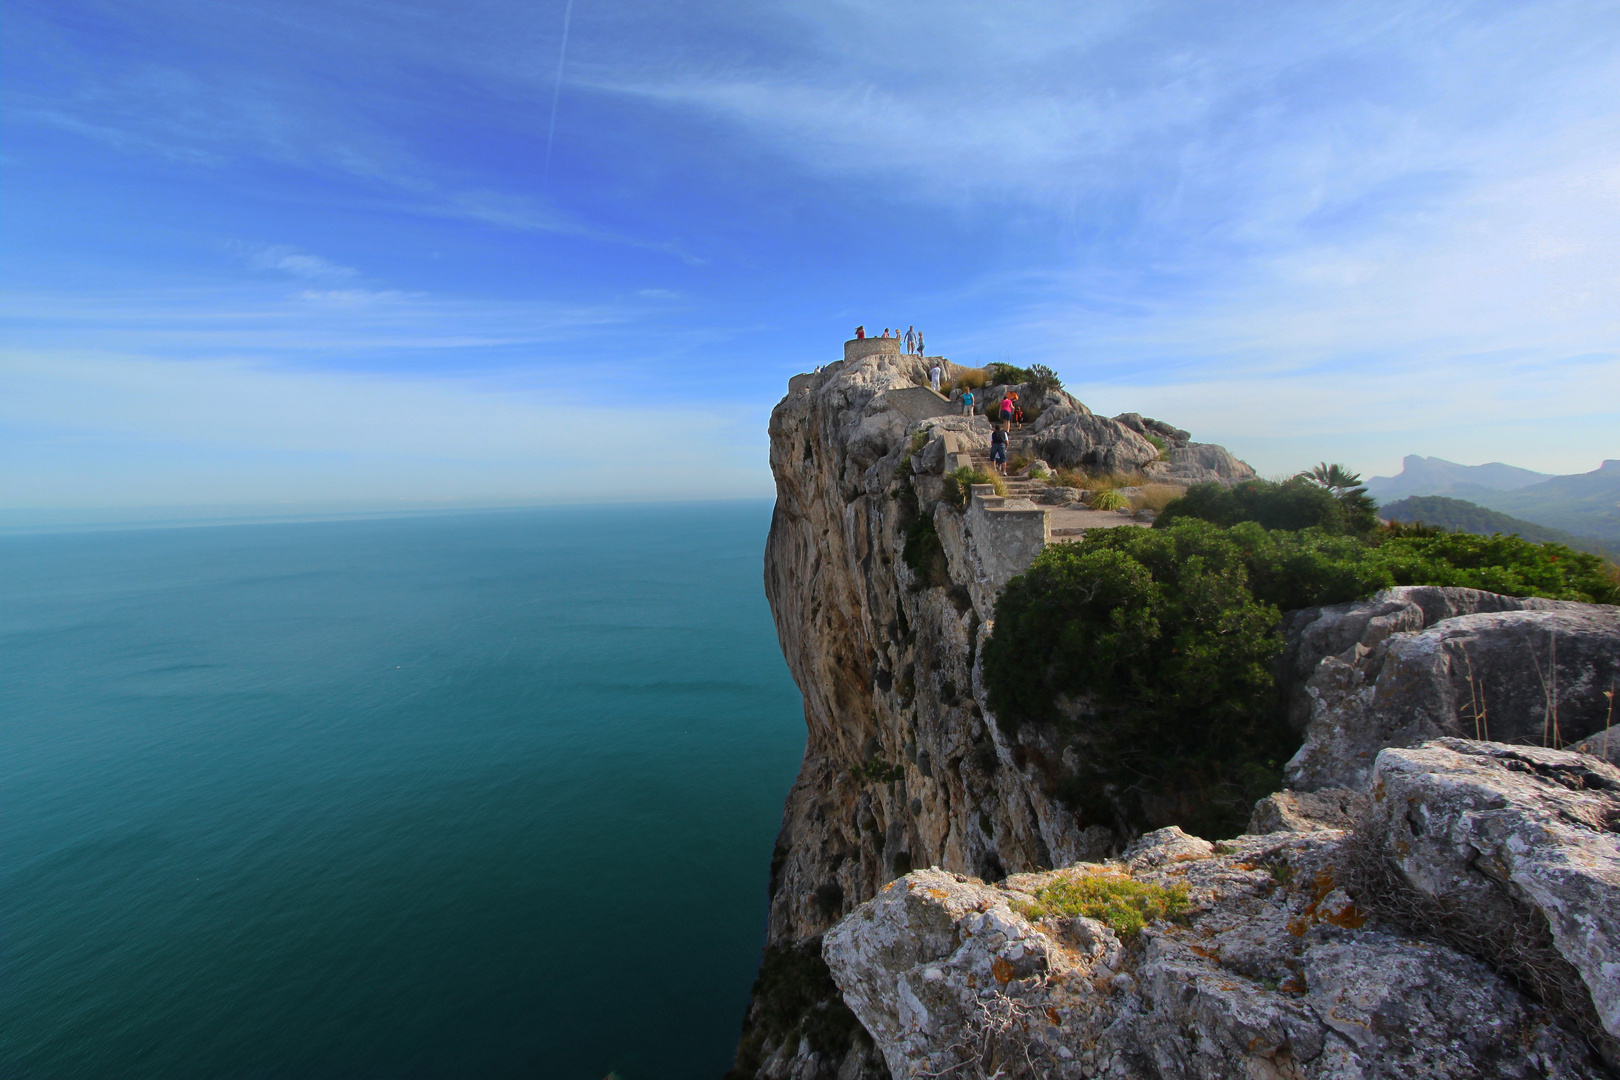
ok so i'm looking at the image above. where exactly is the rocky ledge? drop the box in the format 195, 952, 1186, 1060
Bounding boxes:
732, 344, 1620, 1079
826, 740, 1620, 1079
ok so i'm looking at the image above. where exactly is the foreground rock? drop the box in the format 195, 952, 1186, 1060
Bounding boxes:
1365, 740, 1620, 1059
734, 346, 1255, 1076
824, 739, 1619, 1078
1279, 587, 1620, 790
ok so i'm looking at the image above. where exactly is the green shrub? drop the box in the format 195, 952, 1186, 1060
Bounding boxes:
1016, 872, 1190, 938
902, 514, 952, 588
987, 361, 1033, 385
944, 466, 1002, 508
982, 518, 1620, 838
854, 757, 905, 783
984, 522, 1293, 837
1089, 490, 1127, 511
727, 939, 866, 1078
1143, 433, 1166, 452
1157, 476, 1379, 534
1027, 364, 1062, 396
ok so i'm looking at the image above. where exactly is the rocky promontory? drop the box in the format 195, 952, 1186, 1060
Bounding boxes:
729, 340, 1620, 1079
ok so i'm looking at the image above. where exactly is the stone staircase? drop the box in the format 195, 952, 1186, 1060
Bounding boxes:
965, 435, 1048, 500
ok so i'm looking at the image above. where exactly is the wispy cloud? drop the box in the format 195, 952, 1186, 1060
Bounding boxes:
246, 245, 358, 280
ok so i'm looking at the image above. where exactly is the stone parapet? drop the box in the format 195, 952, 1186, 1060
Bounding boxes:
844, 336, 901, 362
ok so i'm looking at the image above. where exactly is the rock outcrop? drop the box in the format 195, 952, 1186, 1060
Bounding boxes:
736, 343, 1619, 1078
1279, 588, 1620, 790
734, 349, 1249, 1077
823, 740, 1620, 1078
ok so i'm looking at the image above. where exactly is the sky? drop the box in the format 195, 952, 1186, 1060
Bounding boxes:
3, 0, 1618, 519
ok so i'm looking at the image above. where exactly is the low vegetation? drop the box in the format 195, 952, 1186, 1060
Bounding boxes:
1088, 490, 1127, 511
1129, 484, 1184, 513
950, 366, 992, 392
903, 514, 952, 588
1014, 872, 1190, 939
1053, 467, 1152, 492
725, 939, 868, 1079
944, 465, 1004, 508
983, 517, 1620, 837
1382, 495, 1615, 559
1157, 475, 1379, 534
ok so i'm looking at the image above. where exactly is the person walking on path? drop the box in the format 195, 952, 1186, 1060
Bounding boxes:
960, 388, 974, 416
1000, 392, 1018, 428
990, 423, 1009, 475
905, 326, 915, 354
929, 362, 943, 392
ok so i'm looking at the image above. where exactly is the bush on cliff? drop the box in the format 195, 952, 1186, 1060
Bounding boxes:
1157, 476, 1378, 534
943, 465, 1002, 508
983, 519, 1620, 837
983, 521, 1295, 837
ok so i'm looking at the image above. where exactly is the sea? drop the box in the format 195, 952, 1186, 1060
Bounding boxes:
0, 502, 805, 1080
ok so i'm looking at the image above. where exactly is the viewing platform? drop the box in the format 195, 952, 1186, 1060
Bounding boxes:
844, 336, 902, 362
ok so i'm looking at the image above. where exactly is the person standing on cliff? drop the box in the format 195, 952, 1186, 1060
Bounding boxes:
929, 362, 943, 393
916, 330, 924, 355
960, 388, 974, 416
855, 326, 865, 339
990, 423, 1009, 475
905, 326, 915, 354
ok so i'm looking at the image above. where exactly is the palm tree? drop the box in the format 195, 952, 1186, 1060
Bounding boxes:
1306, 462, 1362, 493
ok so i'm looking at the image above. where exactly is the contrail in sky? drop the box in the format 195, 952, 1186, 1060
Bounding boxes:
543, 0, 575, 179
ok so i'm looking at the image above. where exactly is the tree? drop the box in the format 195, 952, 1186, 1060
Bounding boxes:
1306, 462, 1362, 492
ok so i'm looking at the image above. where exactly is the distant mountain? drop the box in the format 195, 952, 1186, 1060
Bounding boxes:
1381, 495, 1614, 559
1365, 455, 1551, 501
1451, 460, 1620, 546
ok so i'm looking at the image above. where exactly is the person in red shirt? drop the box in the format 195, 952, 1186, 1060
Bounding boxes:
855, 326, 865, 339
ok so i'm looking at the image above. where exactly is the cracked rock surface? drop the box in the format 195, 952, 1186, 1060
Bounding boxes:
825, 819, 1608, 1079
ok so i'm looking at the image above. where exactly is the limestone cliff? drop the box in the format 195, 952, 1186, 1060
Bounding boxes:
730, 341, 1620, 1078
731, 344, 1248, 1077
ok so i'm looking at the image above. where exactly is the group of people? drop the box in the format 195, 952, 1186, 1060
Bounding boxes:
852, 325, 926, 355
985, 392, 1021, 474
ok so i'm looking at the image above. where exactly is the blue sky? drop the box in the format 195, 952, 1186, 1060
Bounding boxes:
3, 0, 1617, 516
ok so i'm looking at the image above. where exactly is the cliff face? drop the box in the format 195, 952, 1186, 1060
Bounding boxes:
734, 346, 1620, 1078
735, 349, 1220, 1076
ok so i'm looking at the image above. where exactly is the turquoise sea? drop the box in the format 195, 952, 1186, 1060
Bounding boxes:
0, 502, 804, 1080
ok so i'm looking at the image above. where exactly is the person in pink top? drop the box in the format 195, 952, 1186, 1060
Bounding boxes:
855, 326, 865, 339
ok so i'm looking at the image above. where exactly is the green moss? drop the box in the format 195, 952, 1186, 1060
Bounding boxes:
1017, 872, 1190, 939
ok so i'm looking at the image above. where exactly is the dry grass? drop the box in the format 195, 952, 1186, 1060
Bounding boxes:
1053, 468, 1153, 493
949, 367, 991, 391
1089, 490, 1128, 511
1013, 871, 1189, 939
1130, 484, 1185, 513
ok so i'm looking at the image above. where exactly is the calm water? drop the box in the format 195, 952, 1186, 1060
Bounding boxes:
0, 503, 804, 1080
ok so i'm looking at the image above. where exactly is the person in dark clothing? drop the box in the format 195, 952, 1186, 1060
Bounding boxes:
990, 424, 1009, 475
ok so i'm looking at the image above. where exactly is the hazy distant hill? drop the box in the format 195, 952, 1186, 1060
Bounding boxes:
1367, 456, 1620, 546
1450, 460, 1620, 546
1381, 495, 1614, 558
1365, 455, 1551, 501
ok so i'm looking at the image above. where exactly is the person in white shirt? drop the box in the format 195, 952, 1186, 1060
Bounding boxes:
929, 363, 943, 392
